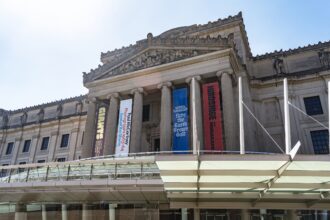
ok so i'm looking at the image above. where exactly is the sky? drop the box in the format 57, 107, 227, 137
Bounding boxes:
1, 0, 330, 110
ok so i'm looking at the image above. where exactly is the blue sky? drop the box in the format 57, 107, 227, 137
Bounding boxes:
1, 0, 330, 110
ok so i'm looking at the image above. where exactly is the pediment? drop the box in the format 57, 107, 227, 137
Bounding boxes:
83, 35, 234, 84
98, 47, 220, 80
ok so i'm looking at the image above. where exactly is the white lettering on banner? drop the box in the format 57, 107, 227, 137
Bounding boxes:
115, 99, 132, 157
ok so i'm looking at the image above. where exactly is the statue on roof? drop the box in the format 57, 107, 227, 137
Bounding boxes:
318, 49, 330, 69
273, 57, 285, 75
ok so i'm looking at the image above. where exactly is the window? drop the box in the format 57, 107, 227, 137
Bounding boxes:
0, 164, 8, 177
60, 134, 70, 148
22, 140, 31, 153
5, 142, 14, 155
142, 104, 150, 122
57, 157, 66, 162
304, 96, 323, 115
18, 162, 26, 173
37, 160, 46, 163
310, 130, 329, 154
153, 138, 160, 152
40, 137, 50, 150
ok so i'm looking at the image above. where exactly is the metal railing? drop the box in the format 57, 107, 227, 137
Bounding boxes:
0, 156, 160, 184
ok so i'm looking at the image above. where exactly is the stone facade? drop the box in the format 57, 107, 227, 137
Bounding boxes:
1, 12, 330, 165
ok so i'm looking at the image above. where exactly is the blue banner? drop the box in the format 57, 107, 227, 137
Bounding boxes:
172, 87, 189, 153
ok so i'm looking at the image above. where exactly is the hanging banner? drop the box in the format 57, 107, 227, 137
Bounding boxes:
115, 99, 132, 157
172, 87, 189, 153
202, 82, 224, 151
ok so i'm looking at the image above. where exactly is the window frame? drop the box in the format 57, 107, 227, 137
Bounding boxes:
5, 142, 14, 155
310, 129, 329, 154
22, 139, 31, 153
60, 134, 70, 148
40, 137, 50, 151
303, 95, 324, 116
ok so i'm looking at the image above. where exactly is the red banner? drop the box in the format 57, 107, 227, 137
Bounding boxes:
202, 82, 224, 151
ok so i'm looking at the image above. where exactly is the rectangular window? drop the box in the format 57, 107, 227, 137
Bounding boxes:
142, 104, 150, 122
311, 130, 329, 154
153, 138, 160, 152
37, 160, 46, 163
5, 142, 14, 155
57, 157, 66, 162
304, 96, 323, 115
60, 134, 70, 148
22, 140, 31, 153
0, 164, 8, 177
40, 137, 50, 150
18, 162, 26, 173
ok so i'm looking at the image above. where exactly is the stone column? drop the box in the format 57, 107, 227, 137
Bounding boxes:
157, 82, 172, 152
61, 204, 68, 220
181, 208, 188, 220
68, 127, 79, 160
217, 71, 237, 152
41, 204, 47, 220
103, 93, 120, 156
241, 209, 249, 220
321, 210, 328, 220
15, 203, 27, 220
29, 132, 40, 163
193, 209, 200, 220
109, 204, 117, 220
81, 98, 97, 158
47, 131, 59, 162
130, 88, 144, 154
11, 137, 22, 165
186, 76, 203, 154
287, 210, 298, 220
82, 204, 93, 220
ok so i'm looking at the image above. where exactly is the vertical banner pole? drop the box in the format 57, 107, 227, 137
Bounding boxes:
239, 77, 245, 154
284, 78, 291, 154
328, 81, 330, 152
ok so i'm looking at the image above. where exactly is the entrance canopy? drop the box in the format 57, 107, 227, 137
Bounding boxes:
156, 154, 330, 210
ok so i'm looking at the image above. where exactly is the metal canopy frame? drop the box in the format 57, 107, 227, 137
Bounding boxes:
156, 154, 330, 210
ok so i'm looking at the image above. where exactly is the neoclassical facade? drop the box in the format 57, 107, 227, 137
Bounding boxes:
1, 12, 330, 219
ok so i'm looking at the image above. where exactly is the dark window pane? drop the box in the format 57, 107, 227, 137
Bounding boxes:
22, 140, 31, 153
311, 130, 329, 154
37, 160, 46, 163
18, 162, 26, 173
57, 158, 66, 162
304, 96, 323, 115
41, 137, 50, 150
154, 138, 160, 152
60, 134, 70, 148
0, 164, 8, 177
5, 142, 14, 155
142, 104, 150, 122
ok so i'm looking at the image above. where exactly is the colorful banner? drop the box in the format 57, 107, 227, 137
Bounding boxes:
115, 99, 132, 157
202, 82, 224, 151
172, 88, 189, 153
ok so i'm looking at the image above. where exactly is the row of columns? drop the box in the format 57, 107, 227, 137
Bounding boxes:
82, 71, 237, 158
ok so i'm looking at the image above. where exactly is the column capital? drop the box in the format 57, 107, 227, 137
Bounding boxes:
106, 93, 119, 100
85, 97, 97, 104
157, 81, 172, 89
130, 87, 144, 95
185, 75, 201, 84
216, 69, 234, 78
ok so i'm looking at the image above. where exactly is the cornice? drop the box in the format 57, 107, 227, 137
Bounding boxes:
253, 40, 330, 61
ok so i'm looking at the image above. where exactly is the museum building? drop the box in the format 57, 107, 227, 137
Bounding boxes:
1, 12, 330, 219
